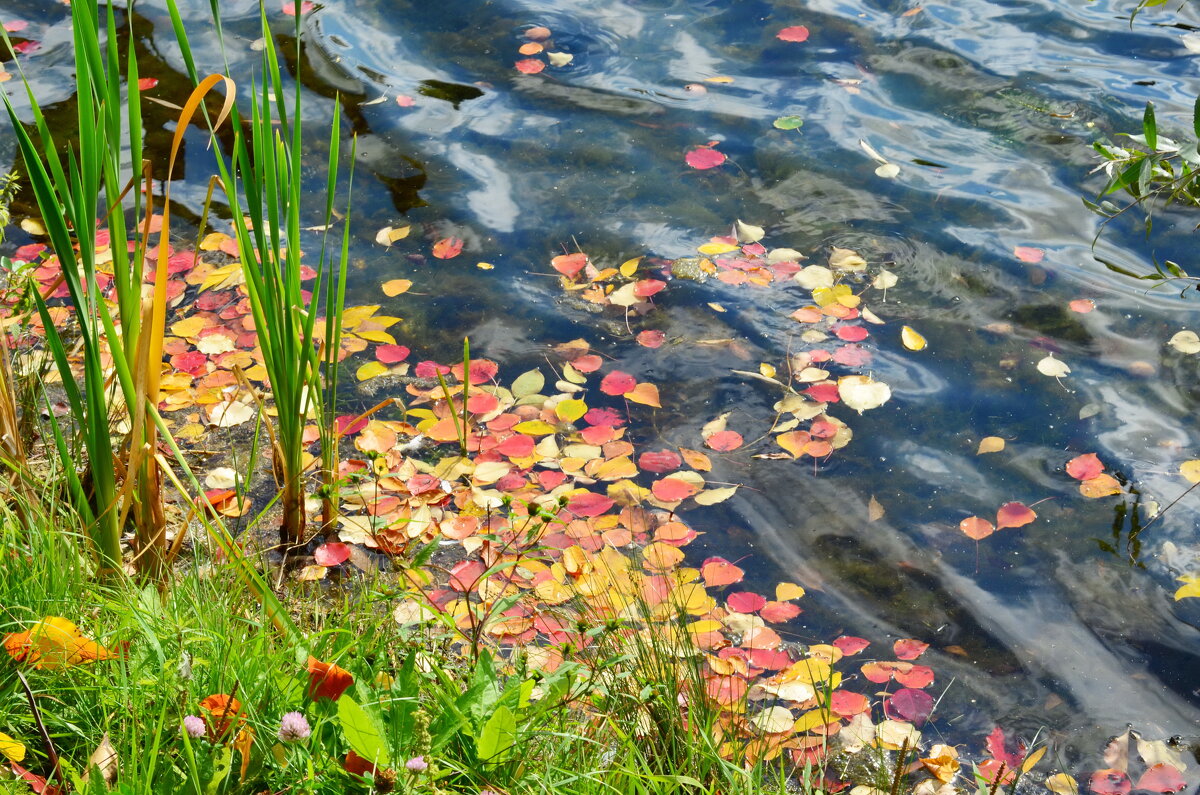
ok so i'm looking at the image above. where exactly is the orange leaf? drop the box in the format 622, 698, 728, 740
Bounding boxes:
625, 382, 661, 407
701, 556, 745, 587
959, 516, 995, 540
3, 617, 122, 669
432, 237, 464, 259
307, 656, 354, 701
1065, 453, 1103, 481
1080, 474, 1121, 499
680, 447, 712, 471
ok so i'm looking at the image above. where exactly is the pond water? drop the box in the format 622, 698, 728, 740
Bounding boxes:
6, 0, 1200, 769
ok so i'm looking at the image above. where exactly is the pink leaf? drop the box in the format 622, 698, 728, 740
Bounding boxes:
777, 25, 810, 42
375, 344, 410, 364
1014, 246, 1044, 263
637, 329, 666, 348
432, 237, 464, 259
600, 370, 637, 396
686, 147, 726, 170
833, 636, 870, 655
515, 59, 545, 74
1089, 770, 1132, 795
996, 501, 1037, 530
726, 592, 767, 613
551, 253, 589, 277
638, 450, 682, 473
705, 430, 744, 451
565, 492, 615, 518
314, 542, 351, 567
885, 688, 934, 725
1065, 452, 1103, 481
893, 638, 929, 660
1134, 765, 1186, 794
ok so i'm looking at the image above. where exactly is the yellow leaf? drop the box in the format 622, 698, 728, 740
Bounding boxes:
476, 261, 494, 270
0, 731, 25, 762
199, 232, 230, 251
354, 329, 397, 344
356, 361, 389, 381
341, 305, 381, 328
1174, 574, 1200, 600
977, 436, 1006, 454
759, 363, 777, 378
1022, 745, 1047, 773
382, 278, 412, 296
555, 399, 587, 422
704, 75, 735, 83
901, 325, 927, 351
776, 582, 805, 600
170, 316, 209, 340
513, 420, 557, 435
374, 225, 411, 245
1180, 460, 1200, 483
694, 485, 738, 505
680, 448, 712, 471
698, 242, 739, 255
619, 256, 642, 277
1046, 774, 1080, 795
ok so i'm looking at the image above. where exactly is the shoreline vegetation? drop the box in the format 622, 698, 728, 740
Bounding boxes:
0, 1, 1192, 794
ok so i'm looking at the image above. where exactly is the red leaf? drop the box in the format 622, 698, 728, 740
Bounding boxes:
705, 430, 743, 451
432, 237, 464, 259
830, 691, 870, 716
893, 638, 929, 660
170, 351, 208, 376
726, 592, 766, 613
638, 450, 682, 473
634, 279, 666, 297
1134, 765, 1186, 794
515, 58, 545, 74
3, 21, 28, 32
834, 325, 868, 342
600, 370, 637, 396
777, 25, 810, 42
10, 762, 62, 795
986, 726, 1026, 769
137, 77, 159, 90
1070, 299, 1095, 313
566, 492, 615, 518
637, 329, 666, 348
1065, 452, 1103, 481
652, 477, 700, 502
414, 360, 451, 378
996, 501, 1037, 530
375, 344, 410, 364
496, 434, 535, 457
959, 516, 995, 540
884, 688, 934, 725
893, 664, 934, 688
833, 636, 870, 655
314, 542, 351, 567
448, 560, 486, 591
551, 252, 589, 277
395, 95, 415, 107
1089, 770, 1132, 795
686, 147, 726, 170
1014, 246, 1044, 263
759, 601, 801, 622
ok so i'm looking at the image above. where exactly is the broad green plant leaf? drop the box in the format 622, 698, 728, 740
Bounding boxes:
338, 695, 391, 767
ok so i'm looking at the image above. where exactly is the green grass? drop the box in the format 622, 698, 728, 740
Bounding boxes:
0, 495, 808, 795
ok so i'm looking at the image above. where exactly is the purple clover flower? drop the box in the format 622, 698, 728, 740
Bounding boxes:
278, 711, 312, 743
183, 715, 206, 738
405, 755, 428, 772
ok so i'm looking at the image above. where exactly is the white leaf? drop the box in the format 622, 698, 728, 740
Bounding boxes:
859, 138, 889, 164
734, 219, 765, 243
1169, 330, 1200, 354
204, 467, 238, 490
838, 375, 892, 413
547, 51, 574, 66
751, 706, 794, 734
875, 163, 900, 178
1036, 355, 1071, 377
794, 265, 834, 290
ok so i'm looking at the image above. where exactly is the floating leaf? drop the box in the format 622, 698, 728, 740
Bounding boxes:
551, 253, 589, 277
381, 278, 412, 296
1036, 355, 1070, 378
777, 25, 810, 42
1014, 246, 1045, 263
705, 430, 743, 451
901, 326, 926, 351
1080, 474, 1121, 498
996, 501, 1037, 530
735, 219, 765, 243
1180, 460, 1200, 483
838, 375, 891, 413
752, 706, 794, 733
686, 147, 726, 170
694, 485, 738, 505
515, 59, 545, 74
959, 516, 995, 540
375, 225, 411, 246
1174, 574, 1200, 600
432, 237, 464, 259
1046, 774, 1080, 795
773, 115, 804, 130
1069, 299, 1095, 313
977, 436, 1005, 454
1065, 453, 1103, 481
894, 639, 929, 660
875, 163, 900, 178
1168, 330, 1200, 354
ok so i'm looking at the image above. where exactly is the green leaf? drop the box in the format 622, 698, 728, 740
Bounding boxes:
476, 704, 517, 763
773, 115, 804, 130
1194, 95, 1200, 138
337, 695, 391, 766
510, 368, 545, 398
1143, 102, 1158, 151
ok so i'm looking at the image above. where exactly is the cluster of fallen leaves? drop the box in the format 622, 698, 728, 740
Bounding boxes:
514, 24, 573, 75
546, 225, 903, 465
